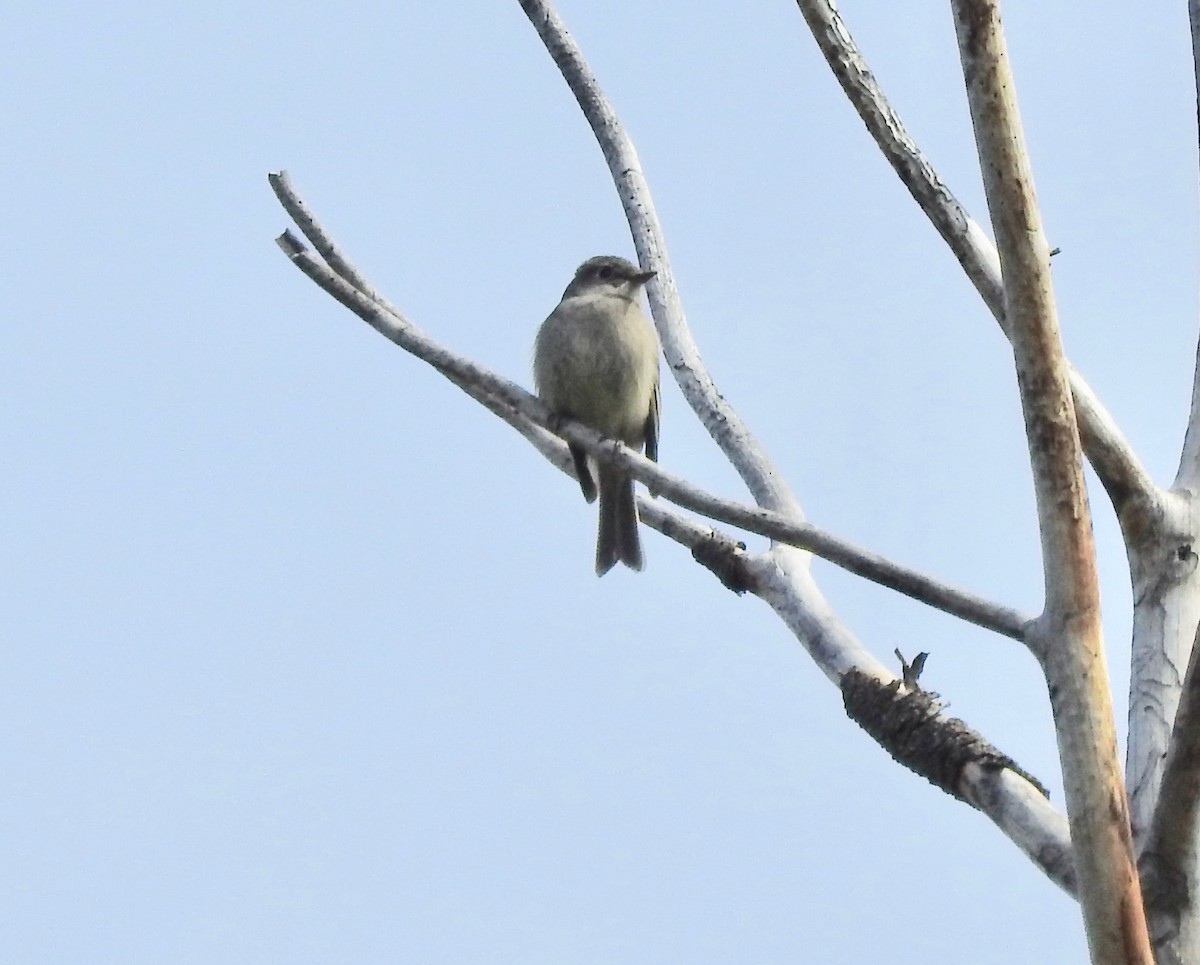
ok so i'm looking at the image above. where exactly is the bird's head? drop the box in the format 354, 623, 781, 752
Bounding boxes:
562, 255, 656, 300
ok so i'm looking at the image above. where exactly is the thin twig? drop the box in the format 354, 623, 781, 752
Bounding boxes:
269, 171, 376, 297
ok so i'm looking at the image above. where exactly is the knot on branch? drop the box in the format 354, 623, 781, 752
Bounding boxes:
841, 669, 1047, 804
690, 530, 751, 594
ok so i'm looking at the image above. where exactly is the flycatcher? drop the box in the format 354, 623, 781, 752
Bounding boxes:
533, 255, 661, 575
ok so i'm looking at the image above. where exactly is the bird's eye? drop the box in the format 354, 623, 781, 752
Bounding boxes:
598, 266, 615, 280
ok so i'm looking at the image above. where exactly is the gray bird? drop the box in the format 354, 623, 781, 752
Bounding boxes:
533, 255, 661, 575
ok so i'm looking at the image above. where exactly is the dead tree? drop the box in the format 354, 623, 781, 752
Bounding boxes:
271, 2, 1200, 962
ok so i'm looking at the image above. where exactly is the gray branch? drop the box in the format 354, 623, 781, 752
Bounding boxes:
1178, 0, 1200, 493
1142, 620, 1200, 958
962, 764, 1076, 896
518, 0, 802, 520
271, 168, 1073, 898
793, 0, 1159, 527
271, 202, 1026, 640
1139, 10, 1200, 954
266, 0, 1086, 899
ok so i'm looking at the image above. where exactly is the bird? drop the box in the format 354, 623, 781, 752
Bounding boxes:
533, 255, 661, 575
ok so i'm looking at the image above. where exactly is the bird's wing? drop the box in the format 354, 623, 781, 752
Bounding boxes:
644, 375, 659, 464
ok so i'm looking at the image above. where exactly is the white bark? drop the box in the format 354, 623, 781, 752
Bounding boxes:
518, 0, 797, 520
1126, 4, 1200, 960
1127, 493, 1200, 847
961, 763, 1075, 895
272, 165, 1077, 892
267, 0, 1147, 945
1182, 0, 1200, 495
1142, 617, 1200, 963
792, 0, 1157, 525
796, 1, 1200, 957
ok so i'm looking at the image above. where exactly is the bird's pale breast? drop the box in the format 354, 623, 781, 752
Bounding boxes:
534, 292, 658, 445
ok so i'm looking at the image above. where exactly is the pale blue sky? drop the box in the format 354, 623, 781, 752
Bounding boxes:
4, 2, 1197, 962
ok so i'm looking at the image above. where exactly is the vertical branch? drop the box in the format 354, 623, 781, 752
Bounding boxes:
1177, 0, 1200, 492
1125, 490, 1200, 853
1135, 7, 1200, 961
951, 2, 1151, 963
1142, 621, 1200, 960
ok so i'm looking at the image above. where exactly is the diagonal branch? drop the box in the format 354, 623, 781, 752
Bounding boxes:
795, 0, 1004, 321
272, 167, 1074, 896
273, 217, 1029, 641
266, 208, 752, 589
793, 0, 1160, 527
952, 2, 1150, 961
274, 0, 1083, 894
964, 764, 1076, 896
270, 170, 377, 297
842, 669, 1075, 894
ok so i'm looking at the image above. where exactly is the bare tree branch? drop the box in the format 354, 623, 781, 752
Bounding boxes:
1178, 0, 1200, 493
842, 669, 1080, 895
270, 170, 378, 297
1127, 6, 1200, 958
963, 764, 1077, 896
1142, 619, 1200, 957
518, 0, 802, 520
1125, 492, 1200, 845
273, 215, 1028, 640
271, 216, 763, 583
793, 0, 1004, 321
952, 2, 1151, 961
793, 0, 1159, 528
271, 0, 1089, 901
271, 172, 1076, 898
1179, 360, 1200, 493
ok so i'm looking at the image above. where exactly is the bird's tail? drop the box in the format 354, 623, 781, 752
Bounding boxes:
596, 468, 643, 576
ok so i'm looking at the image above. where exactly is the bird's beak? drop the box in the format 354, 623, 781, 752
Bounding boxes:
633, 270, 657, 285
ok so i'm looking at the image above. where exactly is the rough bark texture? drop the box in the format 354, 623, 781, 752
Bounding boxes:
842, 669, 1047, 801
1140, 537, 1200, 963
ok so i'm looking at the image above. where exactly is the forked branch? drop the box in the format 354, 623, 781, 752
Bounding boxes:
270, 0, 1088, 906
